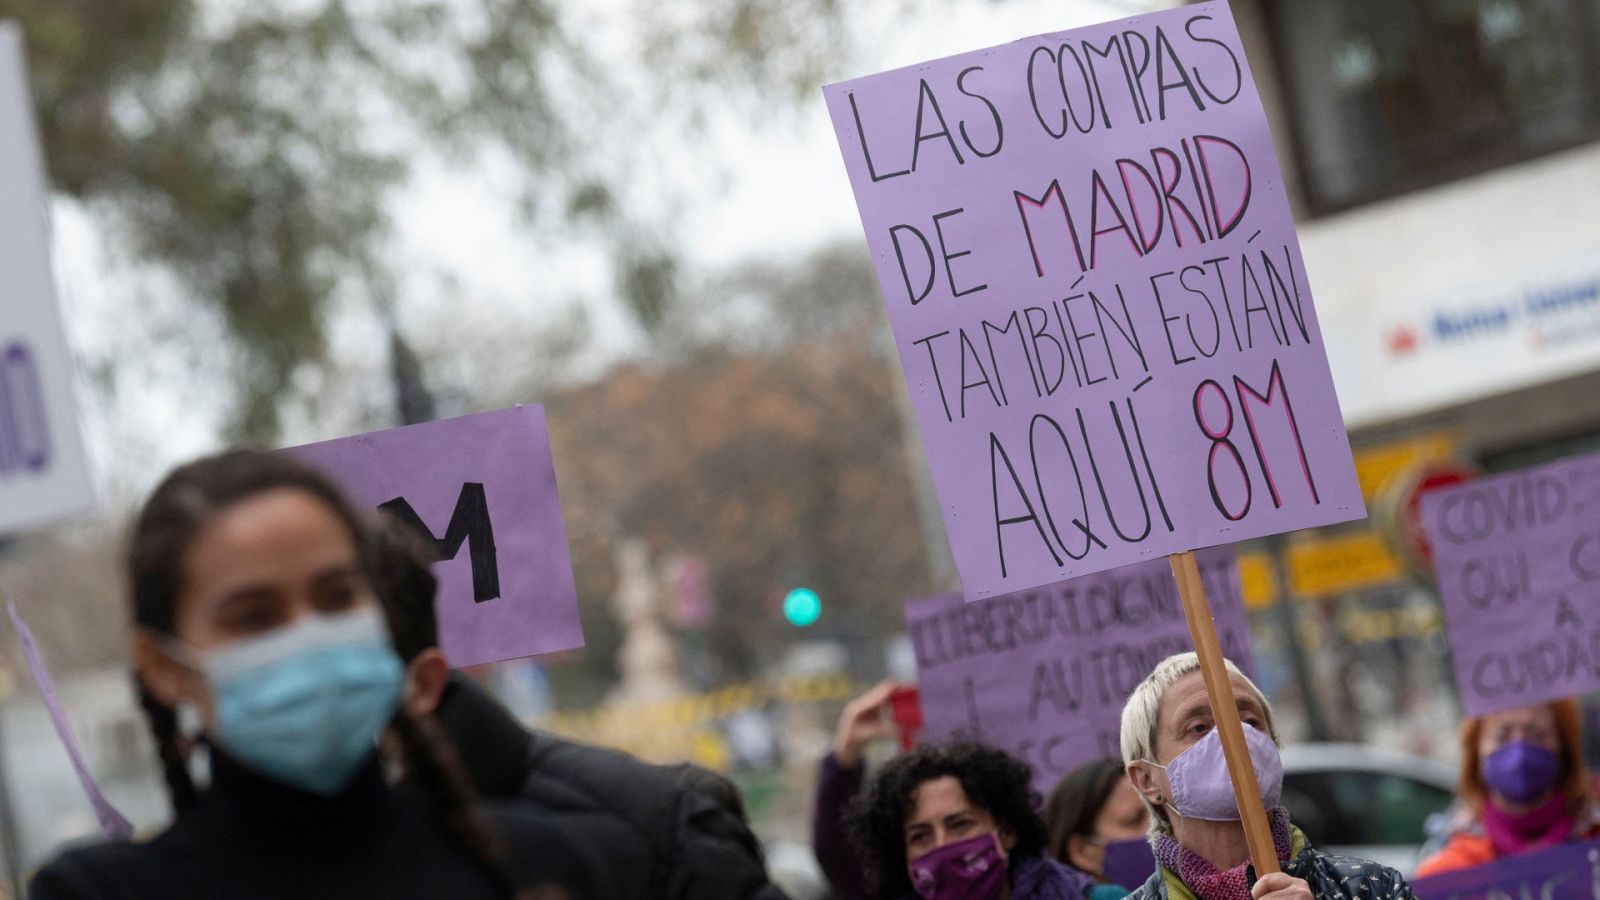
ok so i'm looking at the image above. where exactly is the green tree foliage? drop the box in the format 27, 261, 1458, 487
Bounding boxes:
3, 0, 854, 438
549, 334, 931, 682
528, 242, 932, 684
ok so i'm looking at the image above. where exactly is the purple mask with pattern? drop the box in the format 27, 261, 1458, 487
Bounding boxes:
908, 833, 1008, 900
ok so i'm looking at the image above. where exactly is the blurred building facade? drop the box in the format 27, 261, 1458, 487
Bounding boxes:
1237, 0, 1600, 461
1220, 0, 1600, 749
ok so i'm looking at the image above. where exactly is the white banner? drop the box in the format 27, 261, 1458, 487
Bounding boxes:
0, 23, 93, 533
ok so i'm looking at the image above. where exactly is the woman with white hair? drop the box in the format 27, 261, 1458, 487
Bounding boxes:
1119, 653, 1415, 900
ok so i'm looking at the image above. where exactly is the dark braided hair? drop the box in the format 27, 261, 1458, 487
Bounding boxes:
135, 676, 200, 813
391, 708, 521, 895
369, 511, 441, 663
127, 449, 537, 898
1043, 757, 1124, 864
849, 741, 1048, 898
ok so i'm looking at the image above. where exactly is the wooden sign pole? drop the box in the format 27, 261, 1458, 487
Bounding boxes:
1169, 551, 1281, 877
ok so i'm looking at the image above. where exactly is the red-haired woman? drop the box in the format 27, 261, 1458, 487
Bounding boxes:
1416, 699, 1600, 877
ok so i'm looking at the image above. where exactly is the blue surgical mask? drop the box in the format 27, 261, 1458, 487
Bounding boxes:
174, 607, 403, 796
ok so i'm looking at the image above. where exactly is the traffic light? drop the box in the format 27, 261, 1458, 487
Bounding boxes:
782, 587, 821, 627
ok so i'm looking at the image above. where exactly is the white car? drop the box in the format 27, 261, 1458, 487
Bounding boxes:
1279, 743, 1457, 876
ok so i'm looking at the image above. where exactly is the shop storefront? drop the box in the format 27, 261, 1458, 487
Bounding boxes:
1220, 0, 1600, 751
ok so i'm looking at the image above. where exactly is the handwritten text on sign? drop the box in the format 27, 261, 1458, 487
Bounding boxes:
905, 548, 1252, 793
824, 3, 1363, 598
287, 405, 583, 667
1422, 453, 1600, 716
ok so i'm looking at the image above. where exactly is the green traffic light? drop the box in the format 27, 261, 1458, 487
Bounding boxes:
783, 587, 821, 627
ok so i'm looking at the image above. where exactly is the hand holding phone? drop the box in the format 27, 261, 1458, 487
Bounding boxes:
833, 680, 904, 767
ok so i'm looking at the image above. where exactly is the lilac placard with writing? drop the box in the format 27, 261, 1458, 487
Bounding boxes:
824, 3, 1363, 599
287, 405, 583, 667
905, 548, 1251, 793
1421, 453, 1600, 716
1410, 836, 1600, 900
8, 602, 133, 838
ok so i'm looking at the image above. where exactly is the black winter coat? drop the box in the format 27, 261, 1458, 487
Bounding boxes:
435, 675, 790, 900
27, 750, 589, 900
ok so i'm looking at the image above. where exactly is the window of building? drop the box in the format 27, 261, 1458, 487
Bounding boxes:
1268, 0, 1600, 214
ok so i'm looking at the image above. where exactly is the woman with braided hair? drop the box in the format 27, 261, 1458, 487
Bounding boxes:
29, 450, 582, 900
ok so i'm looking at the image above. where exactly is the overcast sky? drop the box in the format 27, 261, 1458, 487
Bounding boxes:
48, 0, 1171, 512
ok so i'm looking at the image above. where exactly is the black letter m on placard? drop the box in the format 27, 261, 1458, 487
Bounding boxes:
380, 483, 501, 603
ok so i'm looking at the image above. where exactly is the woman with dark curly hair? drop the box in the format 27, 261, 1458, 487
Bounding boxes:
849, 741, 1094, 900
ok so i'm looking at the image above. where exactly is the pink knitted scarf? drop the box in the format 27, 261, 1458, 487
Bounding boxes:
1150, 808, 1293, 900
1482, 793, 1572, 858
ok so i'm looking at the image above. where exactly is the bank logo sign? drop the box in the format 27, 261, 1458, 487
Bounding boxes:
1387, 263, 1600, 358
1333, 251, 1600, 427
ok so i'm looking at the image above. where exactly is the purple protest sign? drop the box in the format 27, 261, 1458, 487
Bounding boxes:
287, 405, 583, 667
1411, 836, 1600, 899
7, 602, 133, 839
905, 548, 1251, 793
1421, 453, 1600, 716
824, 3, 1363, 600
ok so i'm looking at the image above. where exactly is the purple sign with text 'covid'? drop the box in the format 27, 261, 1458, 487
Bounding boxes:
1422, 453, 1600, 716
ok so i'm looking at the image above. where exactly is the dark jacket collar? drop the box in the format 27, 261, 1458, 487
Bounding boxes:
433, 672, 535, 799
1011, 853, 1097, 900
203, 744, 391, 830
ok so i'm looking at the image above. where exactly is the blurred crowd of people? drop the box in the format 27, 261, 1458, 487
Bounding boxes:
27, 452, 778, 900
15, 449, 1600, 900
804, 665, 1600, 900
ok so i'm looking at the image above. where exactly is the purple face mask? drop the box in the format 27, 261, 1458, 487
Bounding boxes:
1483, 741, 1562, 805
908, 833, 1008, 900
1158, 723, 1284, 822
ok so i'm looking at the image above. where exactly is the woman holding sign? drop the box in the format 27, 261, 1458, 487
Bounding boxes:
29, 451, 576, 900
1120, 653, 1414, 900
1414, 699, 1600, 877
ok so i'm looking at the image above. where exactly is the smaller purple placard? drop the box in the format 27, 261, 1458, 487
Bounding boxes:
1420, 452, 1600, 716
1410, 836, 1600, 900
905, 548, 1251, 794
287, 405, 583, 667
